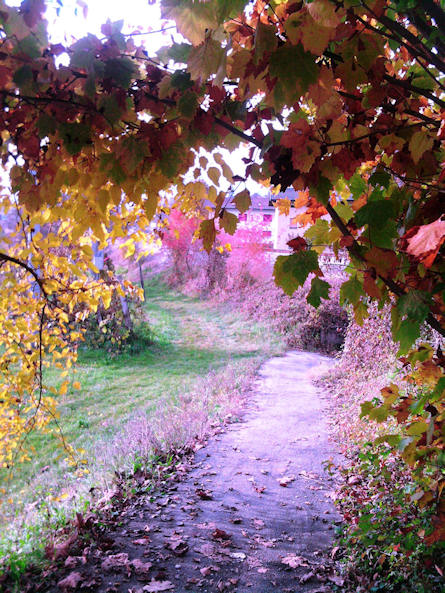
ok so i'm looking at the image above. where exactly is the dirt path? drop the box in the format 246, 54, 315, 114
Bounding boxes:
50, 351, 342, 593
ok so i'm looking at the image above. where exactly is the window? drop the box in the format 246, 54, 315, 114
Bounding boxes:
239, 213, 247, 221
263, 214, 273, 222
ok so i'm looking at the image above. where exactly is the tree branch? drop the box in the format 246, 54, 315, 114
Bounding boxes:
0, 252, 47, 297
384, 75, 445, 110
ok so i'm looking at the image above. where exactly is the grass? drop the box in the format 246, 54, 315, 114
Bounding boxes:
0, 277, 284, 573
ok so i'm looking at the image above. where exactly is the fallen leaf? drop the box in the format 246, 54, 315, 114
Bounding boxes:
64, 556, 78, 569
197, 543, 216, 557
196, 489, 213, 500
212, 528, 231, 541
278, 475, 295, 487
328, 573, 344, 586
132, 558, 153, 576
143, 580, 175, 592
166, 538, 189, 556
101, 553, 129, 571
230, 552, 246, 560
299, 571, 315, 583
57, 572, 83, 590
281, 554, 309, 568
133, 537, 151, 545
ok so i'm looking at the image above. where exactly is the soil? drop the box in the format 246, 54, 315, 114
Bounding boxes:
20, 351, 344, 593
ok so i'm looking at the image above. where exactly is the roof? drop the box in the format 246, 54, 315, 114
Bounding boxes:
226, 192, 274, 211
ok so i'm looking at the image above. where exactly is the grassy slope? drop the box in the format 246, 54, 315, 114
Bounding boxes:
1, 279, 284, 561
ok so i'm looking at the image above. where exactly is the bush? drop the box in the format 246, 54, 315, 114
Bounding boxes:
162, 210, 348, 354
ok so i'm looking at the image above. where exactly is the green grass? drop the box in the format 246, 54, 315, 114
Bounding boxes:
1, 278, 284, 570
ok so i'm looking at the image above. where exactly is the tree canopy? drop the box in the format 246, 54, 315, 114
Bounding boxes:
0, 0, 444, 535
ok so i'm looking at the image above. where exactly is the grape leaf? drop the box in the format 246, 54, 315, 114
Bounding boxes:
273, 250, 319, 296
307, 277, 330, 308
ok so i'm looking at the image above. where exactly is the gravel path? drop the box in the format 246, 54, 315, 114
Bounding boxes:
48, 351, 343, 593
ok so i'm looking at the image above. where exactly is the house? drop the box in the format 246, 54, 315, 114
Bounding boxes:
224, 188, 348, 269
224, 188, 311, 253
223, 192, 275, 248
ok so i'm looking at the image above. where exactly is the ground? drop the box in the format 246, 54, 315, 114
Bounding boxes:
36, 351, 343, 593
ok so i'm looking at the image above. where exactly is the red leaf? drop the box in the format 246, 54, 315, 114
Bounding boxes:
287, 237, 307, 252
403, 217, 445, 268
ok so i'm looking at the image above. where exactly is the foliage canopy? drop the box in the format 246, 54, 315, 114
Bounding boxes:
0, 0, 443, 537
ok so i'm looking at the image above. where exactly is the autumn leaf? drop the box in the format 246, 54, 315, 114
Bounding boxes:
281, 554, 309, 568
142, 580, 175, 592
161, 0, 217, 45
409, 130, 434, 164
404, 218, 445, 268
234, 189, 251, 214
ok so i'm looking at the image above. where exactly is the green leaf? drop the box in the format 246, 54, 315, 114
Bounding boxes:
340, 275, 364, 306
37, 113, 56, 138
171, 70, 193, 91
13, 64, 33, 87
397, 290, 430, 324
273, 250, 319, 296
348, 173, 367, 199
406, 421, 428, 436
270, 43, 317, 99
99, 95, 123, 124
369, 169, 391, 189
393, 319, 420, 355
14, 35, 40, 59
59, 122, 91, 155
354, 200, 394, 228
159, 43, 192, 64
307, 277, 330, 308
369, 220, 398, 249
104, 57, 136, 88
304, 218, 330, 246
178, 90, 198, 118
369, 404, 390, 423
310, 176, 332, 206
216, 0, 246, 21
120, 137, 148, 174
334, 203, 354, 223
360, 401, 374, 418
432, 377, 445, 400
